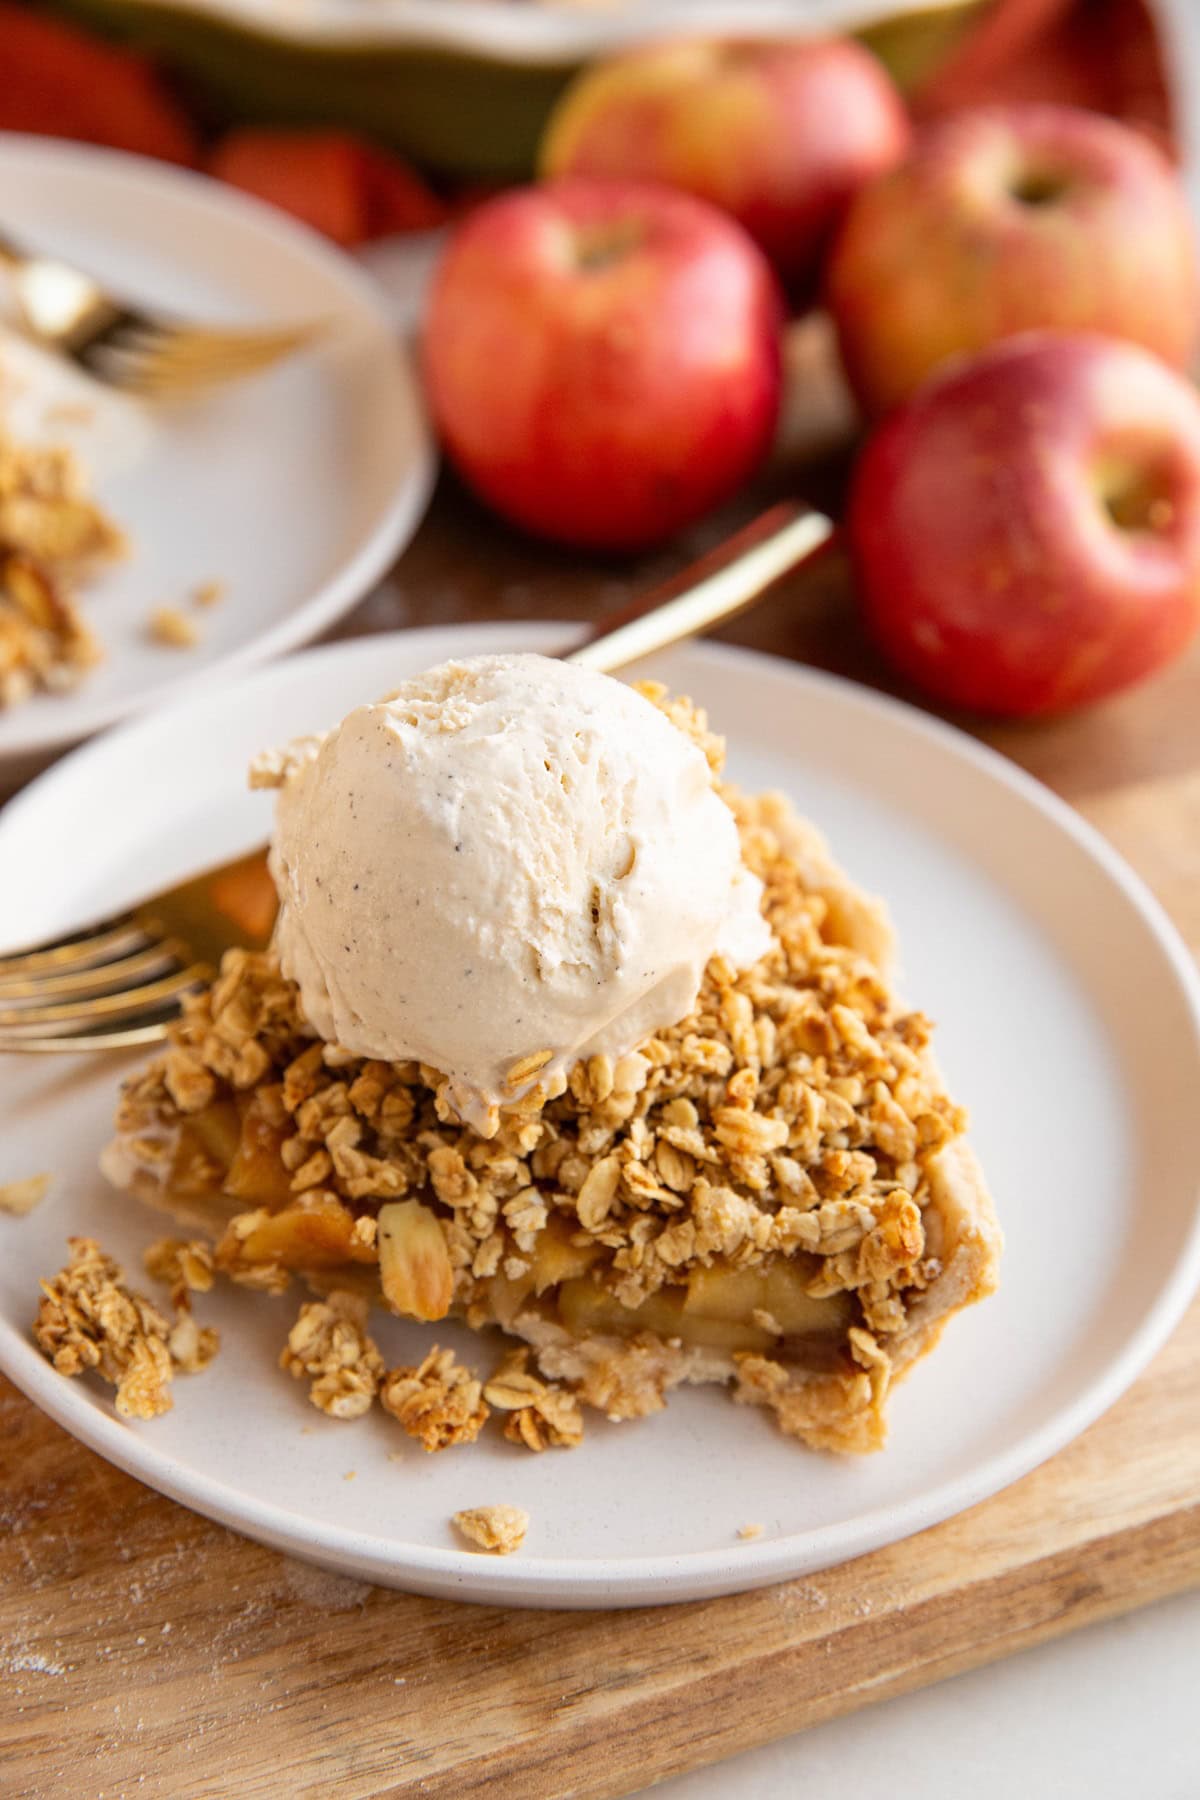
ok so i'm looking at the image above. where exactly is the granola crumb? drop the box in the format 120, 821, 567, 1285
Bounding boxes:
0, 430, 123, 709
147, 605, 199, 649
0, 1173, 50, 1216
452, 1504, 528, 1556
166, 1309, 220, 1374
143, 1237, 219, 1370
32, 1238, 175, 1420
484, 1348, 583, 1452
280, 1291, 383, 1420
738, 1523, 764, 1541
143, 1237, 214, 1310
191, 579, 225, 609
381, 1345, 488, 1453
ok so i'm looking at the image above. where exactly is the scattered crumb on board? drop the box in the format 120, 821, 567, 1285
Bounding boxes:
281, 1561, 371, 1612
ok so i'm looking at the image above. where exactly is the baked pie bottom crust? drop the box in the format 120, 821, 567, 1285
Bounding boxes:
102, 787, 1002, 1456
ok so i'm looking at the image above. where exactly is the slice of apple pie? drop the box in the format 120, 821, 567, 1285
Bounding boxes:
103, 771, 1000, 1456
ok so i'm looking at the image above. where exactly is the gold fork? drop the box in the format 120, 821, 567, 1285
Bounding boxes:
0, 501, 835, 1054
0, 230, 323, 398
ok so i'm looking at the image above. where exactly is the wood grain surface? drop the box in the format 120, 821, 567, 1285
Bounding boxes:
3, 436, 1200, 1800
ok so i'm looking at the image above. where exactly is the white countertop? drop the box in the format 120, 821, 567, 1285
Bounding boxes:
644, 1585, 1200, 1799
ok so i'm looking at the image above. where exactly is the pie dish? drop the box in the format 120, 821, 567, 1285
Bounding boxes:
101, 682, 1001, 1457
54, 1, 983, 177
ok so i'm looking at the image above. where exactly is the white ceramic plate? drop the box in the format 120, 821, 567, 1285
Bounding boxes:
2, 624, 1199, 1609
0, 137, 433, 772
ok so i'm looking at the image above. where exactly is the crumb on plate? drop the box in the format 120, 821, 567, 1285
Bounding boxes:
738, 1523, 764, 1541
143, 1236, 219, 1372
147, 605, 200, 649
452, 1504, 529, 1556
280, 1290, 383, 1420
32, 1237, 219, 1418
382, 1345, 489, 1452
167, 1309, 220, 1374
0, 430, 123, 708
34, 1238, 174, 1419
143, 1236, 215, 1309
191, 579, 225, 609
0, 1173, 50, 1216
484, 1347, 584, 1452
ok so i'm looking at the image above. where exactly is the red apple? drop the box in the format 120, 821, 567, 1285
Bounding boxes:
540, 38, 909, 293
827, 104, 1199, 415
848, 332, 1200, 717
423, 178, 782, 550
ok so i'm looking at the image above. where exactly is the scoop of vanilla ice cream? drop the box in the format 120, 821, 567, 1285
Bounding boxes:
266, 653, 770, 1133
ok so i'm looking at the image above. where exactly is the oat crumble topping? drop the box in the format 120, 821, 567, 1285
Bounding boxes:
101, 689, 1000, 1457
452, 1504, 529, 1556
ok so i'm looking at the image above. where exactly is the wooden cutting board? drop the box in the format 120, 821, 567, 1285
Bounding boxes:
4, 477, 1200, 1800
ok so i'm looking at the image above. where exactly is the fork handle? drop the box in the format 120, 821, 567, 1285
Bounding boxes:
564, 502, 836, 675
0, 225, 33, 269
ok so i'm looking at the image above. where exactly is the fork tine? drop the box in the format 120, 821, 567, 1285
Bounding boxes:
113, 335, 311, 379
93, 320, 321, 397
129, 358, 298, 398
106, 352, 301, 399
0, 919, 152, 980
123, 349, 311, 398
0, 963, 208, 1030
0, 1018, 179, 1054
142, 323, 317, 360
0, 940, 186, 1004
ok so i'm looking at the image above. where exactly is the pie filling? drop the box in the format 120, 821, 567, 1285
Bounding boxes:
103, 784, 1002, 1455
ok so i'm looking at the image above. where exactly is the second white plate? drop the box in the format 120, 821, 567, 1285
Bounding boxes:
1, 625, 1198, 1607
0, 136, 433, 770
